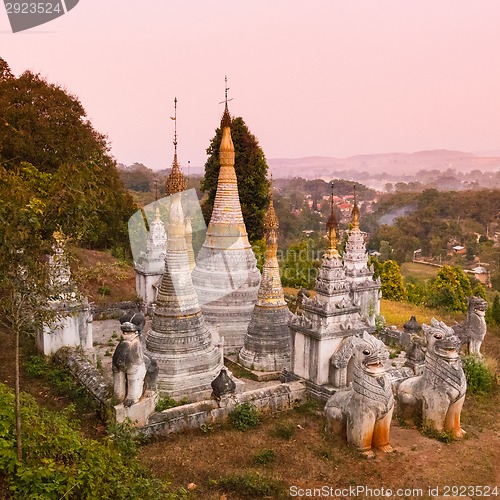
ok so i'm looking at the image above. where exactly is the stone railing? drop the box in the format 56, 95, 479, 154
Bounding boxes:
142, 381, 307, 437
55, 347, 111, 409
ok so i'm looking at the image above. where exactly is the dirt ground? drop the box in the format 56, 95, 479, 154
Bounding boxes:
138, 395, 500, 500
138, 330, 500, 499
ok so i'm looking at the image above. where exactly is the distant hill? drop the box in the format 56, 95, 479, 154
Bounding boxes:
268, 150, 500, 179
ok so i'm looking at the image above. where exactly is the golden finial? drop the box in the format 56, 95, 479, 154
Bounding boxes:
264, 173, 279, 231
220, 76, 233, 128
53, 228, 65, 245
325, 181, 339, 258
166, 97, 187, 195
351, 184, 360, 230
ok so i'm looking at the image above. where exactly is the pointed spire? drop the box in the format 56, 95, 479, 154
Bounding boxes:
351, 185, 360, 230
325, 181, 339, 258
166, 97, 187, 195
221, 75, 232, 128
191, 80, 261, 351
257, 173, 284, 306
264, 174, 279, 232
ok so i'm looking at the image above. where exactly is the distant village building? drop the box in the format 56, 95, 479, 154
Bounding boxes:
470, 266, 492, 288
452, 245, 466, 255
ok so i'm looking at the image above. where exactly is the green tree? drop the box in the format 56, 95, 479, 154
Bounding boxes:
404, 276, 428, 306
379, 260, 407, 301
426, 266, 472, 313
280, 240, 321, 289
0, 59, 108, 174
0, 58, 136, 251
0, 165, 67, 461
201, 116, 270, 242
488, 293, 500, 326
379, 240, 392, 262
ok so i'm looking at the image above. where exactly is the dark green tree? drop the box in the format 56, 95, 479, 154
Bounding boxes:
488, 293, 500, 326
0, 58, 136, 251
201, 116, 270, 242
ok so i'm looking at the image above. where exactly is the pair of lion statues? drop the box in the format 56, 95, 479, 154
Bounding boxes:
325, 318, 470, 456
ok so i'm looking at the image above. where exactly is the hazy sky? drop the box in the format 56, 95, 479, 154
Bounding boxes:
2, 1, 500, 170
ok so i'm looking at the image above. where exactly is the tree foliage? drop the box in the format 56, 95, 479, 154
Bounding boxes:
379, 260, 407, 302
0, 384, 174, 499
0, 58, 135, 251
368, 188, 500, 263
426, 266, 472, 313
201, 116, 270, 242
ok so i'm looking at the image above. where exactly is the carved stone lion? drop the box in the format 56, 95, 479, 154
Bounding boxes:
112, 322, 158, 407
325, 332, 394, 457
452, 296, 488, 356
398, 318, 466, 438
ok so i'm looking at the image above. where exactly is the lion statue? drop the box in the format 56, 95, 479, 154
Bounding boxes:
324, 331, 394, 457
398, 318, 466, 438
112, 322, 158, 407
452, 296, 488, 356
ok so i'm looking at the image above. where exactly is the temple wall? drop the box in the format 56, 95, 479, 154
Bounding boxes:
37, 301, 93, 356
54, 347, 110, 410
142, 381, 307, 436
135, 272, 160, 306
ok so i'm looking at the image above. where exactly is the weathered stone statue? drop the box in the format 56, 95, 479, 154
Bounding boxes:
452, 296, 488, 356
119, 310, 146, 336
324, 332, 394, 457
112, 322, 158, 407
398, 318, 466, 438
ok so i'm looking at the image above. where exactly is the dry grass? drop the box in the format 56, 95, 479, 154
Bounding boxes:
400, 262, 440, 280
139, 395, 500, 499
69, 247, 137, 304
380, 299, 462, 328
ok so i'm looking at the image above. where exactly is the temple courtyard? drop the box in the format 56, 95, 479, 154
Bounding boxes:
1, 305, 499, 499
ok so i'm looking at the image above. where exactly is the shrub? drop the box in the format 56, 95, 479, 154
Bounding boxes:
462, 356, 497, 395
155, 396, 189, 412
0, 383, 176, 499
228, 403, 260, 431
252, 449, 276, 465
271, 423, 295, 440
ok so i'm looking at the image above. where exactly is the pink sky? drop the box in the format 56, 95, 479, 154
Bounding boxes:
1, 1, 500, 170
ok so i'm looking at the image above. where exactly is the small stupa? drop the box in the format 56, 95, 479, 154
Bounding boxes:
287, 186, 365, 399
37, 230, 93, 356
192, 82, 261, 352
134, 205, 167, 310
165, 97, 196, 272
145, 99, 222, 401
239, 177, 290, 372
343, 186, 381, 329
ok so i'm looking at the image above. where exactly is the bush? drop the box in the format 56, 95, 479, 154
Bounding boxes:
271, 423, 295, 440
252, 449, 276, 465
228, 403, 260, 431
462, 356, 497, 395
155, 396, 189, 412
0, 383, 177, 499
